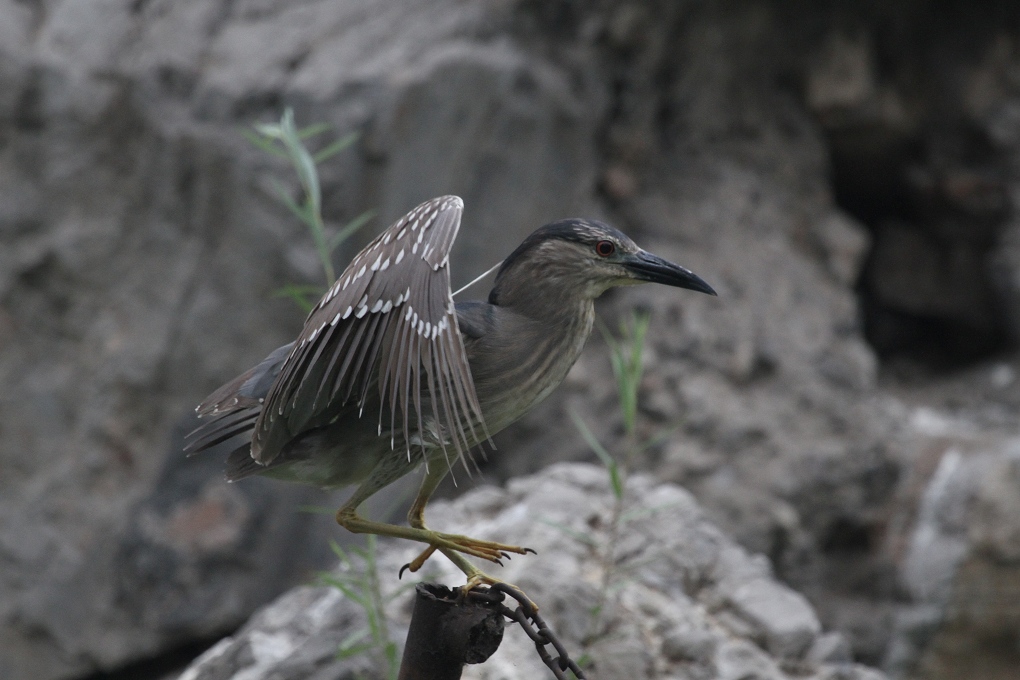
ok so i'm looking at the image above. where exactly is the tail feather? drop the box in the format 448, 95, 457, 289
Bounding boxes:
225, 443, 270, 481
184, 410, 259, 456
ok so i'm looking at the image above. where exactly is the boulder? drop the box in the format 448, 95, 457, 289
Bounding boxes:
0, 2, 597, 678
4, 1, 1020, 678
179, 463, 886, 680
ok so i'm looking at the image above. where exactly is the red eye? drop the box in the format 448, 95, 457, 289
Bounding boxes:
595, 240, 615, 257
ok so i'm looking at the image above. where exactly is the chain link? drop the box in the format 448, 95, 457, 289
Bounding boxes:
467, 583, 586, 680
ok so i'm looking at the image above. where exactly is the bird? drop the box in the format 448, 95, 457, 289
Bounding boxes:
186, 195, 716, 587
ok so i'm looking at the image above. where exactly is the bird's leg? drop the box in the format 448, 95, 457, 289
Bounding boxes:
335, 506, 515, 564
398, 461, 535, 575
401, 479, 538, 611
437, 547, 539, 611
334, 463, 533, 569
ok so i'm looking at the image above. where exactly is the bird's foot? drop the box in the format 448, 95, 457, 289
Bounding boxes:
461, 569, 538, 612
430, 530, 535, 563
399, 533, 535, 576
337, 510, 533, 561
395, 538, 539, 610
424, 545, 539, 610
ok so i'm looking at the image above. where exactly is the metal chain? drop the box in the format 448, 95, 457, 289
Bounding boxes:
467, 583, 587, 680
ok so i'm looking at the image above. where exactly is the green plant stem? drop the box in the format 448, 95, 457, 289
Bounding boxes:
249, 108, 367, 291
248, 108, 388, 674
365, 534, 399, 680
578, 312, 652, 648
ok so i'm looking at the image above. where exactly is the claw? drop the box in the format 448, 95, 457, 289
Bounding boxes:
399, 563, 411, 579
460, 573, 539, 612
402, 544, 439, 576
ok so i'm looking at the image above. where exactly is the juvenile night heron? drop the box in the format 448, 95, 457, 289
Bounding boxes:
187, 196, 715, 586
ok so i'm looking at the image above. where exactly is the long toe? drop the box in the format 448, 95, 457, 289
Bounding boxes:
463, 574, 538, 612
400, 545, 438, 577
435, 532, 534, 558
404, 532, 535, 568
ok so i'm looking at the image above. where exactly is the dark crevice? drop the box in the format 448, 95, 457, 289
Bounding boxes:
15, 67, 46, 133
79, 634, 226, 680
829, 119, 1014, 371
821, 516, 873, 555
809, 3, 1020, 373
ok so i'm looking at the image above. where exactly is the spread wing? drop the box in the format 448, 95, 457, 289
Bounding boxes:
252, 195, 486, 465
184, 342, 294, 457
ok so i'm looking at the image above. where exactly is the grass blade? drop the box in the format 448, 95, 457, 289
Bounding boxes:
329, 210, 376, 252
538, 517, 598, 547
298, 122, 331, 139
570, 410, 624, 499
314, 131, 359, 162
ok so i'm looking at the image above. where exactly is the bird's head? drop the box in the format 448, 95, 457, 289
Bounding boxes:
489, 218, 716, 308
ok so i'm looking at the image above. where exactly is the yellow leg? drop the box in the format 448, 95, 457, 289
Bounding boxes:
334, 452, 534, 578
394, 462, 534, 574
439, 547, 538, 610
336, 508, 528, 563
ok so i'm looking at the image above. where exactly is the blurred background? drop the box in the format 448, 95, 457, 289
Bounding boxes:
3, 1, 1020, 679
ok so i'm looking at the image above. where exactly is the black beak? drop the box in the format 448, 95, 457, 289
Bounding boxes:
624, 250, 718, 296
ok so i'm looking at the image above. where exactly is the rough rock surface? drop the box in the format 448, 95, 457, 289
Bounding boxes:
179, 463, 885, 680
3, 1, 1020, 679
0, 2, 596, 678
874, 372, 1020, 680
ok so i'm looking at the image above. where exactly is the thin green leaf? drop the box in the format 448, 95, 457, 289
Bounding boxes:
317, 575, 366, 605
337, 642, 375, 660
270, 179, 309, 224
609, 465, 624, 500
538, 517, 598, 547
337, 628, 373, 658
570, 410, 624, 499
298, 122, 331, 139
569, 410, 613, 465
328, 209, 375, 252
272, 110, 336, 283
253, 121, 283, 138
350, 545, 372, 561
279, 109, 321, 217
600, 311, 651, 438
313, 131, 360, 162
272, 285, 319, 313
241, 128, 288, 158
327, 539, 353, 566
636, 423, 681, 453
383, 641, 400, 676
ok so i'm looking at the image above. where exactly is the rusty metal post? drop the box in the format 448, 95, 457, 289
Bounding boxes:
397, 583, 505, 680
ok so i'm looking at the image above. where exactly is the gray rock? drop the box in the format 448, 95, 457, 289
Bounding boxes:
714, 640, 784, 680
0, 2, 600, 678
662, 627, 717, 663
882, 428, 1020, 680
727, 578, 822, 659
807, 632, 853, 664
178, 463, 887, 680
3, 0, 1020, 677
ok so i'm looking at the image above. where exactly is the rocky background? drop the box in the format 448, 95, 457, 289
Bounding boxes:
2, 1, 1020, 679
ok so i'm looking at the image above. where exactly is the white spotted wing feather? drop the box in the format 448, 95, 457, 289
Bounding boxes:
252, 196, 485, 465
